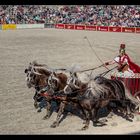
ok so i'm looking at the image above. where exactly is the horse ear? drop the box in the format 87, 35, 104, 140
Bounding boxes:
53, 72, 57, 76
32, 60, 36, 64
74, 72, 78, 78
24, 69, 28, 73
70, 72, 74, 77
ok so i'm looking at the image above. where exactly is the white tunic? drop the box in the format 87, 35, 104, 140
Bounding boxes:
113, 56, 134, 77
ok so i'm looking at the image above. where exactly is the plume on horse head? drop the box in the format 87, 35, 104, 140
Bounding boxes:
28, 60, 53, 76
66, 64, 81, 78
31, 60, 48, 67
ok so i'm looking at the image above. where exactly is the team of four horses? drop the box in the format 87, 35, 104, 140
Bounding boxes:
24, 61, 140, 130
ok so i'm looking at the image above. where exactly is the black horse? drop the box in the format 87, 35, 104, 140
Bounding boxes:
63, 72, 138, 130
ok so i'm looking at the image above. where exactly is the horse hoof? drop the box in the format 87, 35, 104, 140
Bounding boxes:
129, 114, 134, 119
43, 116, 49, 120
37, 109, 42, 113
126, 117, 133, 122
81, 126, 88, 130
50, 122, 58, 128
83, 120, 86, 124
107, 114, 113, 118
100, 118, 108, 123
34, 106, 38, 109
34, 104, 39, 109
50, 124, 56, 128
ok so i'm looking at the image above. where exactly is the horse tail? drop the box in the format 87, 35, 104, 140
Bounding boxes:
122, 81, 140, 108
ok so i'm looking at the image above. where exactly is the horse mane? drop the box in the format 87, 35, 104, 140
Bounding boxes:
47, 72, 68, 91
88, 76, 114, 99
56, 73, 68, 86
80, 83, 88, 89
37, 68, 51, 76
32, 60, 48, 67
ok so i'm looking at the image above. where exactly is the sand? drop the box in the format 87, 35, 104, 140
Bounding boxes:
0, 28, 140, 134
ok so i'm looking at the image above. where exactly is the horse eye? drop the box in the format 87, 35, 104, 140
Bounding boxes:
30, 73, 34, 77
71, 79, 74, 83
24, 69, 28, 73
33, 75, 36, 79
27, 73, 30, 77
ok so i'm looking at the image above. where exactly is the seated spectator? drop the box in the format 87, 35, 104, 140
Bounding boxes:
0, 5, 139, 27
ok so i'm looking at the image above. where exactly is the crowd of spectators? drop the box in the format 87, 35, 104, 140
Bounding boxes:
0, 5, 140, 27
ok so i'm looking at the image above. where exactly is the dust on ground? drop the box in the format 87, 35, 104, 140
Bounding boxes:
0, 29, 140, 134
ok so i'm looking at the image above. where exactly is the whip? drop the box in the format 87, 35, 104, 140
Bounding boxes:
84, 36, 109, 70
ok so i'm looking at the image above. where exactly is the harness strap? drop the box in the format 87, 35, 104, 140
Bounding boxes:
40, 92, 50, 97
40, 91, 66, 100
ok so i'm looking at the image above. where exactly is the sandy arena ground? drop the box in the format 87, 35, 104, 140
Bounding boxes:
0, 28, 140, 135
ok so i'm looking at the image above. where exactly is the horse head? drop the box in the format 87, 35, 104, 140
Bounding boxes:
48, 72, 68, 94
24, 62, 51, 89
48, 72, 60, 91
25, 66, 42, 88
64, 72, 81, 94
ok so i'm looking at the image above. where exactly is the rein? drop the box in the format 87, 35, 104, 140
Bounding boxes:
39, 87, 90, 100
40, 92, 50, 97
64, 87, 90, 96
78, 64, 104, 73
99, 66, 118, 77
40, 91, 66, 100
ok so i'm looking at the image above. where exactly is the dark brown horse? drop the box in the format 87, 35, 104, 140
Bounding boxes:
46, 71, 69, 127
24, 61, 69, 120
47, 72, 88, 128
24, 61, 52, 117
63, 72, 138, 130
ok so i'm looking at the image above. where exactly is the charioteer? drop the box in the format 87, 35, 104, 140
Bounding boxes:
104, 44, 140, 77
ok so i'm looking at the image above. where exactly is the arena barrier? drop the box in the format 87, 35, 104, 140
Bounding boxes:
44, 23, 55, 28
16, 24, 44, 29
2, 24, 17, 30
0, 23, 140, 34
54, 24, 140, 34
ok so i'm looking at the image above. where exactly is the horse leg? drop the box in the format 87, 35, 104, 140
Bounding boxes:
77, 104, 87, 124
81, 110, 90, 130
34, 99, 39, 109
50, 101, 66, 128
92, 108, 99, 126
92, 107, 107, 126
124, 104, 134, 121
106, 104, 114, 118
43, 101, 52, 120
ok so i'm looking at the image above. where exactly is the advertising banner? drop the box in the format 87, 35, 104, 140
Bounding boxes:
2, 24, 16, 30
135, 28, 140, 33
109, 27, 121, 32
55, 24, 65, 29
65, 24, 74, 30
97, 26, 108, 31
44, 23, 55, 28
75, 25, 85, 30
85, 25, 96, 31
122, 27, 135, 33
16, 24, 44, 29
54, 24, 139, 34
